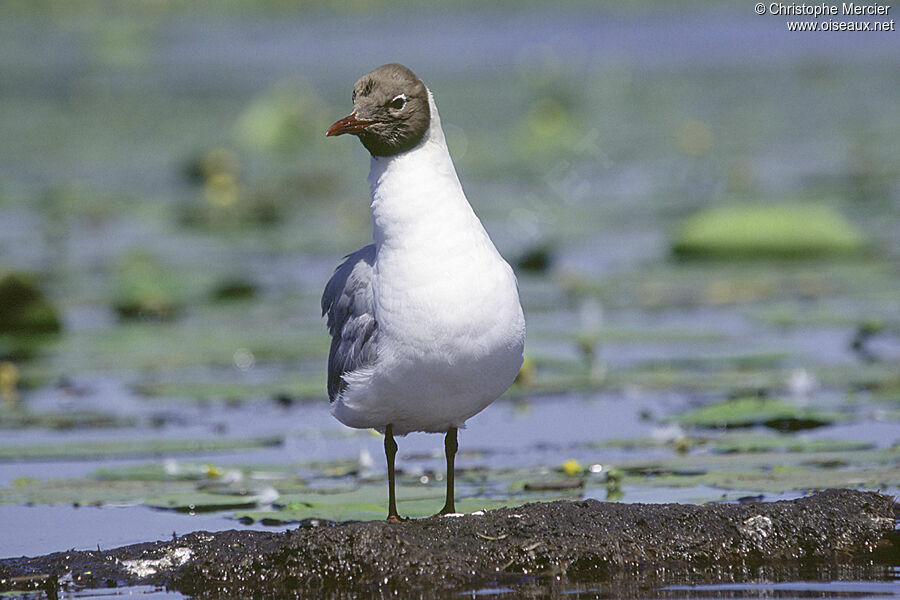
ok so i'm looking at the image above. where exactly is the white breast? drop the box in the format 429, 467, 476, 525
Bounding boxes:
331, 92, 526, 435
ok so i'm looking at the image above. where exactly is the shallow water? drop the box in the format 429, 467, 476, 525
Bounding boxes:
0, 2, 898, 598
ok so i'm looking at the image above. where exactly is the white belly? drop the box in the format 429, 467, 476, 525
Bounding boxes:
331, 242, 526, 435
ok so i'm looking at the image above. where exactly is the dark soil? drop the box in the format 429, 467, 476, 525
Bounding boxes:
1, 489, 896, 599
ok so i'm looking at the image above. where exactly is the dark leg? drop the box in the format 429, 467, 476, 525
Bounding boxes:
385, 424, 399, 521
438, 427, 458, 515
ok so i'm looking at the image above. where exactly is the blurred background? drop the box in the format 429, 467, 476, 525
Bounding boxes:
0, 0, 898, 573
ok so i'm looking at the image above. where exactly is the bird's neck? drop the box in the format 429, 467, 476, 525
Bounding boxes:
367, 93, 477, 251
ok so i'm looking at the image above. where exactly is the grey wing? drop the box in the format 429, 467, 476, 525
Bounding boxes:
321, 244, 377, 402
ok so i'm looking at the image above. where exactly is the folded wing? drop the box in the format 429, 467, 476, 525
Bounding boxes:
321, 244, 377, 402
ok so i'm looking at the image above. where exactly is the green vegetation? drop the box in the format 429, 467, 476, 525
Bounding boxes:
112, 251, 186, 321
0, 3, 896, 539
670, 397, 840, 430
0, 437, 282, 461
145, 491, 268, 513
673, 203, 865, 259
617, 448, 900, 493
0, 272, 61, 335
0, 407, 134, 430
593, 433, 874, 454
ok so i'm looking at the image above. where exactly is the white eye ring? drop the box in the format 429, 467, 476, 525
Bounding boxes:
389, 94, 407, 109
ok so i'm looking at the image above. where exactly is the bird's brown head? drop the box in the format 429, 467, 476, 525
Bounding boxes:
326, 63, 431, 157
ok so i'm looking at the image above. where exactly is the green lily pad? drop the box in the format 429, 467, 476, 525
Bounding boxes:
234, 503, 385, 524
615, 447, 899, 494
45, 318, 327, 374
641, 465, 900, 493
670, 397, 839, 430
673, 203, 864, 259
94, 462, 235, 482
145, 490, 265, 513
605, 364, 786, 393
210, 277, 258, 302
134, 376, 324, 402
706, 433, 873, 454
815, 362, 900, 396
592, 433, 873, 454
640, 351, 790, 371
0, 272, 62, 335
0, 477, 197, 506
0, 437, 282, 462
112, 251, 188, 321
235, 79, 325, 154
274, 484, 445, 509
0, 406, 135, 430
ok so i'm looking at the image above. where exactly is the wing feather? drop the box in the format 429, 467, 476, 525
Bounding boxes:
321, 244, 377, 402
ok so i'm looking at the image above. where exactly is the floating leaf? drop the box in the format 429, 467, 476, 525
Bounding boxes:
234, 503, 385, 524
670, 397, 840, 430
707, 433, 873, 454
210, 277, 257, 302
235, 79, 326, 153
0, 272, 61, 335
616, 448, 899, 493
134, 377, 324, 402
673, 203, 864, 259
145, 491, 265, 513
523, 479, 584, 492
95, 462, 240, 482
0, 407, 134, 431
0, 477, 196, 506
274, 484, 444, 509
642, 465, 900, 493
596, 434, 875, 455
112, 251, 185, 321
0, 437, 282, 462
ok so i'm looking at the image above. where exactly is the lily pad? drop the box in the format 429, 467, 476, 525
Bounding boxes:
134, 377, 324, 402
0, 272, 61, 335
145, 491, 266, 513
210, 277, 257, 302
706, 433, 873, 454
0, 477, 197, 506
615, 448, 900, 494
672, 203, 864, 259
48, 319, 327, 373
0, 406, 134, 430
606, 366, 785, 393
235, 79, 325, 154
0, 437, 282, 462
94, 462, 240, 482
642, 465, 900, 493
670, 397, 839, 430
274, 484, 445, 509
112, 251, 186, 321
234, 503, 385, 524
593, 433, 873, 454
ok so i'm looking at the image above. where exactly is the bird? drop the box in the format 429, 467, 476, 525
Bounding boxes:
321, 64, 526, 520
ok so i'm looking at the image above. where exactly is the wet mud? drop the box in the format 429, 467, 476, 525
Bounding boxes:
1, 489, 896, 598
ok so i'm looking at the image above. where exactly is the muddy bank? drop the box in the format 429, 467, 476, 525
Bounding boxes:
1, 489, 896, 598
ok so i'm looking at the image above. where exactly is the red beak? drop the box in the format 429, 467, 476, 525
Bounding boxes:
326, 113, 375, 137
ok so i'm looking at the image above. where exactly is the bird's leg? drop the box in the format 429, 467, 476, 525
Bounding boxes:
385, 423, 400, 521
438, 427, 458, 515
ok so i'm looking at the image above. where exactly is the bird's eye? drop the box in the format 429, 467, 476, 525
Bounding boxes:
388, 95, 406, 110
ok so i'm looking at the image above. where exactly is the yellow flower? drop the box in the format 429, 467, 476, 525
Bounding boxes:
562, 459, 583, 477
0, 362, 19, 405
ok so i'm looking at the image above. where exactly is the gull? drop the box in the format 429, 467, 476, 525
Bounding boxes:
322, 64, 526, 520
